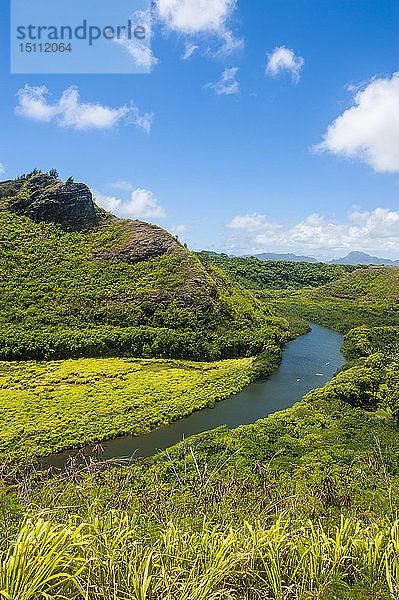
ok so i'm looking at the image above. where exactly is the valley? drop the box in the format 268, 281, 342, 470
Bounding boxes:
2, 172, 399, 599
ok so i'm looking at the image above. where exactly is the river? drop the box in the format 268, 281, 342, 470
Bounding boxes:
41, 324, 344, 469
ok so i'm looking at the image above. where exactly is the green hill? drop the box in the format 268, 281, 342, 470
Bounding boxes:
274, 266, 399, 333
196, 252, 357, 290
0, 173, 287, 361
0, 171, 298, 462
316, 266, 399, 301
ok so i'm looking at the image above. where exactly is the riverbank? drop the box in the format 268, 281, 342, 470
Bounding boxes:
14, 333, 399, 600
41, 324, 344, 470
0, 356, 258, 465
2, 318, 308, 466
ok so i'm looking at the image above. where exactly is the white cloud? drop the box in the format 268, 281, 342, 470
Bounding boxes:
114, 10, 159, 70
115, 37, 159, 69
316, 72, 399, 173
266, 46, 304, 83
94, 191, 122, 213
228, 213, 268, 231
0, 163, 5, 176
227, 208, 399, 254
182, 42, 199, 60
206, 67, 239, 95
16, 85, 153, 133
215, 30, 244, 56
125, 188, 166, 218
208, 30, 244, 59
127, 109, 154, 134
16, 85, 56, 122
156, 0, 236, 34
156, 0, 242, 57
94, 187, 166, 220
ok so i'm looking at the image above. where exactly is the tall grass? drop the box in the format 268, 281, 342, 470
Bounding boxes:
1, 512, 398, 599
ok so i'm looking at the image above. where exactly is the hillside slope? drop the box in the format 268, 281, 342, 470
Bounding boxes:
197, 252, 357, 290
275, 266, 399, 333
317, 266, 399, 301
0, 173, 287, 361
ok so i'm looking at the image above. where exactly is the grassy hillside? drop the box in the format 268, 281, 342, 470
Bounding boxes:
195, 253, 399, 337
318, 266, 399, 301
343, 325, 399, 360
5, 347, 399, 599
197, 252, 357, 290
270, 266, 399, 334
0, 174, 289, 361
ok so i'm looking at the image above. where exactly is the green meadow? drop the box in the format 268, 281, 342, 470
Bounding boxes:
0, 356, 254, 463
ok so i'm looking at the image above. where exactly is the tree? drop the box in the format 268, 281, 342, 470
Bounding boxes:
49, 168, 59, 179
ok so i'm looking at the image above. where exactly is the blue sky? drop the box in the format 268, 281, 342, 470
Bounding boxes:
1, 0, 399, 259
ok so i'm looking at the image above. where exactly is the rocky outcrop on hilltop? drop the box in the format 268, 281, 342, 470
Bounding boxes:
2, 173, 99, 230
0, 172, 187, 264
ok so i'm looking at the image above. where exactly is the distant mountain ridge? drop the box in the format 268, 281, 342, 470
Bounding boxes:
201, 250, 399, 266
199, 251, 318, 262
244, 252, 318, 262
329, 251, 399, 266
248, 251, 399, 265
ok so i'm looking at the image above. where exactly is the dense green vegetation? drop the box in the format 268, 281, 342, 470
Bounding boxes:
342, 325, 399, 360
269, 267, 399, 334
0, 173, 307, 469
0, 355, 258, 463
4, 349, 399, 598
196, 253, 399, 335
0, 196, 287, 361
197, 252, 357, 289
2, 511, 399, 599
144, 352, 399, 484
5, 172, 399, 598
0, 321, 286, 362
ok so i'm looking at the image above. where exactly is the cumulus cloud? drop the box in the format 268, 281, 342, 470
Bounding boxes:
205, 67, 239, 95
156, 0, 242, 57
94, 187, 166, 220
266, 46, 304, 83
94, 191, 122, 213
157, 0, 235, 34
227, 208, 399, 254
126, 188, 166, 218
228, 213, 268, 231
0, 163, 5, 176
316, 72, 399, 173
16, 85, 153, 133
